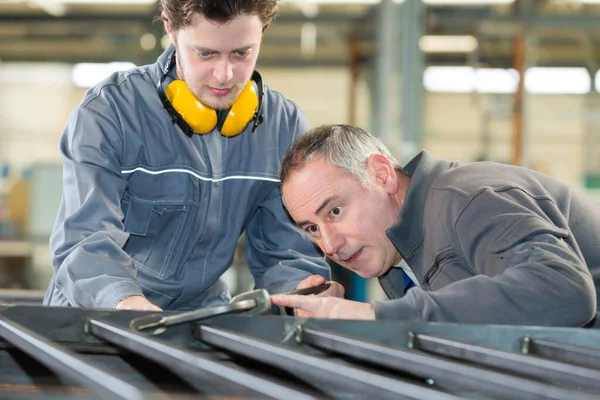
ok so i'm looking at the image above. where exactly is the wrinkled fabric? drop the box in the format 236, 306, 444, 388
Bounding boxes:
376, 151, 599, 326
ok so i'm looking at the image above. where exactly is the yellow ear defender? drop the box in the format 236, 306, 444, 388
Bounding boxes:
157, 51, 264, 138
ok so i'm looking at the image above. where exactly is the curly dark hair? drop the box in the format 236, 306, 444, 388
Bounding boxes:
160, 0, 279, 32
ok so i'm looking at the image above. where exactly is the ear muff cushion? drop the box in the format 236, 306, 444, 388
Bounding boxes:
165, 80, 217, 134
220, 80, 259, 137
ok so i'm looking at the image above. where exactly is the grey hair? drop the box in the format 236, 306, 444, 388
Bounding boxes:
279, 124, 402, 189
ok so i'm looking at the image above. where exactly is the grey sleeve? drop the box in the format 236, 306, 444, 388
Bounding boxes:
49, 102, 143, 308
374, 189, 596, 326
244, 184, 331, 294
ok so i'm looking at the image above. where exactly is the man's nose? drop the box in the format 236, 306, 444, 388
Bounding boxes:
320, 227, 344, 257
213, 58, 233, 85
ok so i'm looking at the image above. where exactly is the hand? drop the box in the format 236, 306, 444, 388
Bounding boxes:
296, 275, 345, 298
115, 295, 162, 311
271, 294, 375, 320
293, 275, 345, 317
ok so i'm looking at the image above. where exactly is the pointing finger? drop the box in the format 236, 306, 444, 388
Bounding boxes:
270, 294, 322, 314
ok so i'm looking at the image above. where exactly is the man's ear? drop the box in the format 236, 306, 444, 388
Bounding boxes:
367, 154, 398, 194
161, 13, 176, 45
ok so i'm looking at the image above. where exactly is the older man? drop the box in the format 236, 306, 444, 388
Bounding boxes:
271, 124, 600, 326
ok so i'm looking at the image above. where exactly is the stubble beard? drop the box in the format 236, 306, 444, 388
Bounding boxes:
177, 56, 242, 111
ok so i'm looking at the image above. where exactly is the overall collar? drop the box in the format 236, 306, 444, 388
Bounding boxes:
385, 150, 454, 261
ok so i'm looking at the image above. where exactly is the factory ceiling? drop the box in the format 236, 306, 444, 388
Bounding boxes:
0, 0, 598, 71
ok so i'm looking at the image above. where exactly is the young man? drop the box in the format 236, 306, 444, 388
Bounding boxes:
271, 124, 600, 327
44, 0, 337, 311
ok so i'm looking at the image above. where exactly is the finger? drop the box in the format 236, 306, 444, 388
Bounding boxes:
296, 309, 313, 318
296, 274, 326, 290
270, 294, 321, 313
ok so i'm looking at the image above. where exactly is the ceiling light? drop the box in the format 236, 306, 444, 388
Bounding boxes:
285, 0, 513, 4
27, 0, 67, 16
300, 22, 317, 59
285, 0, 380, 4
60, 0, 156, 4
425, 0, 514, 4
419, 35, 478, 53
161, 34, 171, 50
140, 33, 156, 51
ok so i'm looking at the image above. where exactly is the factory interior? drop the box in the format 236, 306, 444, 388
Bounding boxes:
1, 1, 600, 399
1, 0, 599, 301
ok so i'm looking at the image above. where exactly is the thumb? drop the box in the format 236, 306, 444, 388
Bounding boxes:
296, 274, 326, 290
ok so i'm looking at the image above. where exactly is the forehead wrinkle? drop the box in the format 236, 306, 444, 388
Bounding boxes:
285, 171, 336, 226
288, 184, 329, 226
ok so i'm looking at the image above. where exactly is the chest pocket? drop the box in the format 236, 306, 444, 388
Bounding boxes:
423, 250, 474, 291
121, 172, 198, 280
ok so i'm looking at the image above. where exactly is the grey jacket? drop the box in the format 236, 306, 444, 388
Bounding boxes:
44, 47, 329, 310
375, 151, 599, 326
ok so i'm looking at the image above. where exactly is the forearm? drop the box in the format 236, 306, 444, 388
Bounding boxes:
52, 231, 143, 308
375, 250, 596, 326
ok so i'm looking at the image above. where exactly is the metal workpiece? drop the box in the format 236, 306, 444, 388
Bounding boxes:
196, 324, 460, 400
521, 337, 600, 370
88, 318, 315, 400
3, 305, 600, 399
129, 288, 270, 335
0, 315, 145, 400
414, 333, 600, 391
297, 326, 596, 400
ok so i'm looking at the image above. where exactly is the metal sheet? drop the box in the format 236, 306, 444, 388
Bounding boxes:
0, 315, 144, 400
88, 318, 318, 400
196, 324, 461, 400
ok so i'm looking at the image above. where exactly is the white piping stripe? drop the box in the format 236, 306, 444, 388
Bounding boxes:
121, 167, 280, 183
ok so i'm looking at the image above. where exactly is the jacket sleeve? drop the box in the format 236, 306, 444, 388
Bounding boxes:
374, 188, 597, 326
49, 101, 143, 308
244, 183, 331, 294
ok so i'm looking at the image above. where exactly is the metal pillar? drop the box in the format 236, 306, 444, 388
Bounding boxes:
399, 0, 425, 162
373, 0, 396, 145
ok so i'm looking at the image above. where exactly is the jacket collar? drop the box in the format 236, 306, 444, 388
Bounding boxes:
156, 44, 178, 80
385, 150, 454, 261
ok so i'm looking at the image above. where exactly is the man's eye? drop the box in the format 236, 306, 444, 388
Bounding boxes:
235, 51, 248, 57
330, 206, 343, 217
200, 51, 211, 58
306, 225, 319, 234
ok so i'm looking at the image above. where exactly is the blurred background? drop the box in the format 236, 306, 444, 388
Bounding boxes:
0, 0, 599, 303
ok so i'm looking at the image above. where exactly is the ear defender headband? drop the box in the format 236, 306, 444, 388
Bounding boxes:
157, 51, 264, 137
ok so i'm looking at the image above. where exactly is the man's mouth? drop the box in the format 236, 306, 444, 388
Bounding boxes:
209, 87, 232, 97
341, 248, 362, 264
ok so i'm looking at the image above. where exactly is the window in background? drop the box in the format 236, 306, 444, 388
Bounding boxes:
71, 62, 136, 88
423, 66, 476, 93
424, 66, 593, 94
524, 67, 591, 94
423, 66, 518, 93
